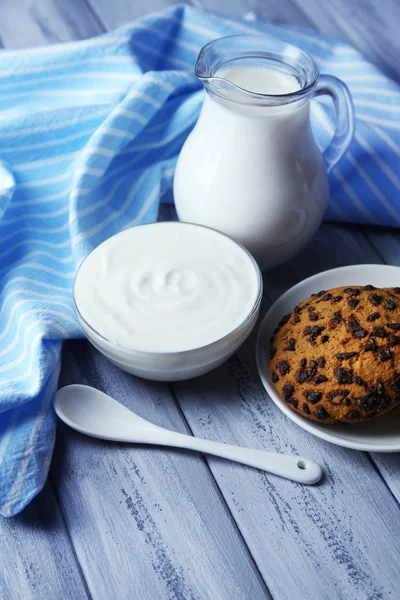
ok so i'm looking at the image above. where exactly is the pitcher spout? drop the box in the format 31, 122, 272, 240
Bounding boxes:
195, 34, 319, 108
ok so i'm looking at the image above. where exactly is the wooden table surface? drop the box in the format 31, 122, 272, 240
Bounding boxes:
1, 1, 399, 599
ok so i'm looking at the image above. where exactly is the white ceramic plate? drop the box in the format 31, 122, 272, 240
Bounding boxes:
256, 264, 400, 452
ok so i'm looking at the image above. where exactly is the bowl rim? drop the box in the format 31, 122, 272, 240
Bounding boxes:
73, 221, 263, 357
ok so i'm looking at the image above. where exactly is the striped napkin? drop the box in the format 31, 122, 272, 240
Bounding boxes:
1, 4, 399, 517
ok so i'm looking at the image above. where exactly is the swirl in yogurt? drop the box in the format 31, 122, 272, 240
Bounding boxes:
74, 222, 261, 353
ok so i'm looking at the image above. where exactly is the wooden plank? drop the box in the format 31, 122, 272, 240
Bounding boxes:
0, 0, 103, 48
289, 0, 400, 82
0, 482, 89, 600
86, 0, 311, 29
86, 0, 179, 30
367, 230, 400, 268
170, 224, 400, 600
53, 341, 269, 600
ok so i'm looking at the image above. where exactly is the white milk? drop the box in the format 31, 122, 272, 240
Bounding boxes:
74, 222, 260, 353
174, 62, 329, 270
217, 63, 300, 96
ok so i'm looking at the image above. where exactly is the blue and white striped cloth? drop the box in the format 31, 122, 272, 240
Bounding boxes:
1, 4, 400, 517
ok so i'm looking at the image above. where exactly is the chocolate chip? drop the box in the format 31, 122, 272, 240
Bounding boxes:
336, 352, 358, 360
348, 299, 360, 309
376, 381, 385, 395
343, 398, 351, 406
283, 384, 295, 400
304, 326, 312, 335
392, 287, 400, 294
348, 317, 368, 338
303, 391, 322, 404
364, 338, 377, 352
294, 306, 301, 313
302, 403, 311, 415
378, 348, 392, 362
309, 360, 317, 370
328, 392, 350, 405
332, 311, 343, 324
279, 314, 291, 327
315, 406, 330, 420
327, 389, 350, 403
354, 328, 368, 338
321, 335, 329, 344
332, 295, 343, 303
317, 356, 326, 368
389, 334, 400, 346
383, 299, 396, 310
307, 337, 317, 346
348, 317, 361, 333
297, 370, 309, 384
354, 376, 367, 387
271, 372, 279, 383
316, 290, 327, 297
387, 323, 400, 330
270, 348, 277, 359
300, 358, 307, 368
344, 288, 361, 296
307, 306, 315, 312
278, 361, 290, 375
369, 293, 382, 306
286, 397, 299, 409
309, 313, 319, 321
293, 314, 301, 323
321, 293, 333, 301
311, 325, 325, 337
346, 410, 361, 420
372, 327, 387, 338
284, 338, 296, 351
314, 375, 328, 384
335, 367, 353, 384
364, 285, 376, 291
356, 389, 385, 412
367, 312, 380, 322
273, 328, 279, 335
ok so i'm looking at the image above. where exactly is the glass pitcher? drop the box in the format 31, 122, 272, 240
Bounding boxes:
173, 35, 354, 270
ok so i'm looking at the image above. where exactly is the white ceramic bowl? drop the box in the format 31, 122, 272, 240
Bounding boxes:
256, 264, 400, 452
74, 225, 263, 382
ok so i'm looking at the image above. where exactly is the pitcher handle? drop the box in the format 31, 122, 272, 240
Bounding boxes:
314, 74, 355, 173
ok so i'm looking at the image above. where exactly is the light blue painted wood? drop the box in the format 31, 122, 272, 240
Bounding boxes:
0, 483, 89, 599
288, 0, 400, 82
86, 0, 312, 30
0, 0, 103, 47
54, 341, 269, 600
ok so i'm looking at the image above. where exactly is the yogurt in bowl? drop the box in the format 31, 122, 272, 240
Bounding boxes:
73, 222, 262, 381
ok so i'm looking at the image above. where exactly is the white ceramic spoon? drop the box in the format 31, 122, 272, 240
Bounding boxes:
54, 384, 323, 484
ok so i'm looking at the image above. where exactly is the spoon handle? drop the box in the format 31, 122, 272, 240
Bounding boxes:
146, 430, 322, 484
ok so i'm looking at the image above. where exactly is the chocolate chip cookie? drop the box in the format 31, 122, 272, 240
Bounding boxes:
269, 285, 400, 424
